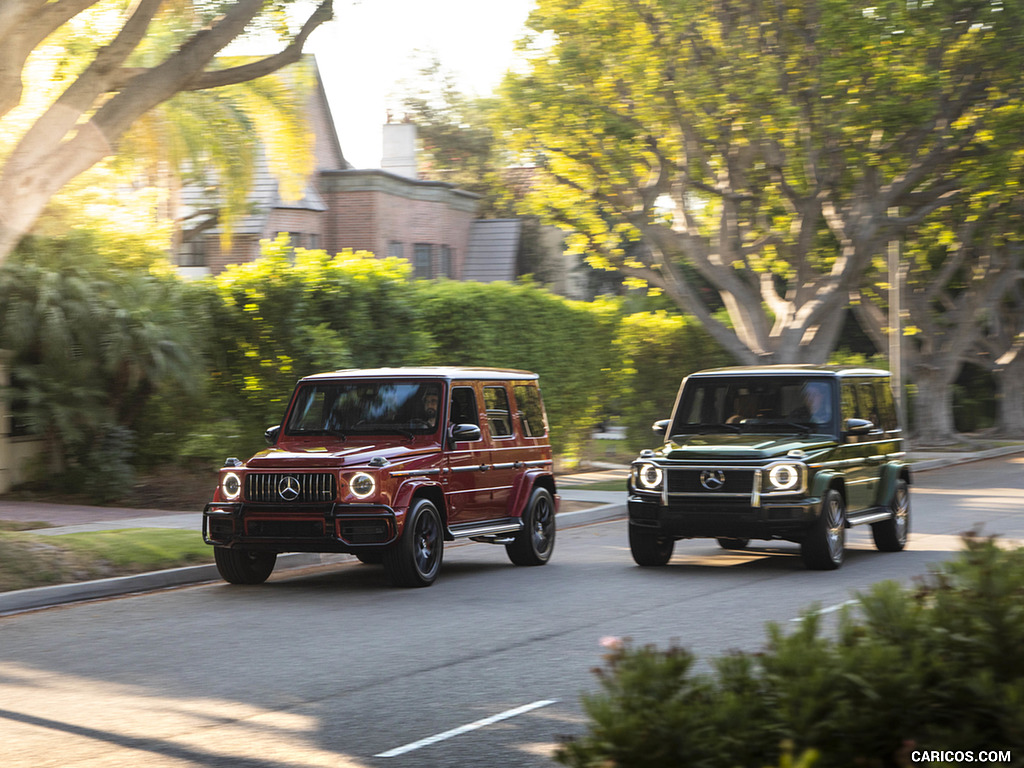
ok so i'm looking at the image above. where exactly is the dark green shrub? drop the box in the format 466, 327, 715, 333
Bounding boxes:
557, 536, 1024, 767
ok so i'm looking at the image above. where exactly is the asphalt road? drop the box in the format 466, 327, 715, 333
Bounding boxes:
1, 456, 1022, 768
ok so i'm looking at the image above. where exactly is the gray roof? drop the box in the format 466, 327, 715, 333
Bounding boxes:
462, 219, 522, 282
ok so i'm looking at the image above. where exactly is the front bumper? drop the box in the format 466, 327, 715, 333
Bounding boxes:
628, 495, 821, 541
203, 502, 398, 552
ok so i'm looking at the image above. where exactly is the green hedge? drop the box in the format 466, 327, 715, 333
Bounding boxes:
413, 279, 622, 454
615, 311, 733, 453
556, 535, 1024, 767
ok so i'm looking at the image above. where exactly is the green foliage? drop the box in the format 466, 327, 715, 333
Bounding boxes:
198, 237, 431, 456
557, 536, 1024, 767
414, 278, 622, 453
0, 233, 201, 496
615, 311, 733, 452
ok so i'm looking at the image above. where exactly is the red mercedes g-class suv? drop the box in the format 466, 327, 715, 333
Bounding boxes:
203, 367, 558, 587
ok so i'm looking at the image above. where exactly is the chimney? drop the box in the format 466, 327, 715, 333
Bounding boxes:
381, 121, 418, 179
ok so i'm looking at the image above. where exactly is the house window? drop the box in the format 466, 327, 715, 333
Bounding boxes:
439, 245, 452, 277
179, 235, 207, 267
413, 243, 433, 279
308, 234, 319, 250
389, 241, 404, 259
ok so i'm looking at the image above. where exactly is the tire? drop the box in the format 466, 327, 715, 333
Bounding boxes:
383, 498, 444, 587
716, 537, 749, 550
801, 488, 846, 570
506, 487, 556, 566
355, 551, 384, 565
214, 547, 277, 585
629, 525, 674, 566
872, 478, 910, 552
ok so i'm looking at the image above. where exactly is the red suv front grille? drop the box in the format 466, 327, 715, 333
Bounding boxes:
245, 473, 337, 503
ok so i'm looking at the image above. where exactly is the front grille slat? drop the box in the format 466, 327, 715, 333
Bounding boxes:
245, 472, 337, 503
667, 468, 755, 495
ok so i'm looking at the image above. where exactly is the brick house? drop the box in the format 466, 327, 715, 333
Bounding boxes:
175, 57, 487, 281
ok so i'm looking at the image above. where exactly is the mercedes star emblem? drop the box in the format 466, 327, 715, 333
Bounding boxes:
278, 475, 301, 501
699, 469, 726, 491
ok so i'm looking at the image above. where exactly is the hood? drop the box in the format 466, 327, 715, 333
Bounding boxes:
660, 433, 835, 461
245, 441, 438, 469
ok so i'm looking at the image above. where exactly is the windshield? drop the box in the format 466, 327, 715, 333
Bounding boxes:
672, 376, 837, 437
285, 380, 443, 437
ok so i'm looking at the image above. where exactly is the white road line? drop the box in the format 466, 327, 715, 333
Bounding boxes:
374, 699, 558, 758
789, 598, 860, 622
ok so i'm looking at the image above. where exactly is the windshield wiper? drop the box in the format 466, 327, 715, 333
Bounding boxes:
351, 426, 415, 440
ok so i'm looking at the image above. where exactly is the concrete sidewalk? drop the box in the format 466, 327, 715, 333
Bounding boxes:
1, 445, 1021, 615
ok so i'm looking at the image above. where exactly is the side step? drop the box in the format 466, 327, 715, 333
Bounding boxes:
449, 518, 523, 542
846, 506, 892, 527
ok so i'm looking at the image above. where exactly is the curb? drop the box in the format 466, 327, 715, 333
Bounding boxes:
909, 444, 1024, 473
0, 502, 627, 616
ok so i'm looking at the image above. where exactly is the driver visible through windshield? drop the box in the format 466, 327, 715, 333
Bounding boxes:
673, 377, 836, 436
285, 380, 443, 437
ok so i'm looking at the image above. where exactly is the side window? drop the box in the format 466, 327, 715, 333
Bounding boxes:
513, 383, 547, 438
483, 386, 513, 439
855, 382, 880, 430
873, 379, 898, 431
449, 387, 479, 428
840, 382, 859, 423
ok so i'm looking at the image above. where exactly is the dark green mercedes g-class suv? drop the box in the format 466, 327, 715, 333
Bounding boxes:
627, 366, 910, 570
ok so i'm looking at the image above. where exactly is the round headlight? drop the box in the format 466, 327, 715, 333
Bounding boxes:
768, 463, 800, 491
221, 472, 242, 500
636, 463, 664, 490
349, 472, 376, 499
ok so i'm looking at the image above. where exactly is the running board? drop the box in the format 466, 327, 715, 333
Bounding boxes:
846, 508, 892, 527
449, 518, 523, 540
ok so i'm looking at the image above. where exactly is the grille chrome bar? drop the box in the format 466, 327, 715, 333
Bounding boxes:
245, 472, 337, 503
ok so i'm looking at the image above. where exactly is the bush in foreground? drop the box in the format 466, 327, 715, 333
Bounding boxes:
556, 535, 1024, 767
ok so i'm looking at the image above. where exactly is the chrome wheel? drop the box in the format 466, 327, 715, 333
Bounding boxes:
801, 488, 845, 570
873, 479, 910, 552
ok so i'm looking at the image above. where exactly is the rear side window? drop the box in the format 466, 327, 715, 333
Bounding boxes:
513, 384, 547, 437
483, 386, 513, 438
872, 379, 899, 431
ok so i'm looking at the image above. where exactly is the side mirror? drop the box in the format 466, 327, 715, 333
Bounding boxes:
652, 419, 670, 437
843, 418, 874, 436
265, 425, 281, 446
449, 423, 482, 443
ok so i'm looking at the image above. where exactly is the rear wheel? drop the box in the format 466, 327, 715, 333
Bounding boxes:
214, 547, 277, 585
383, 498, 444, 587
872, 479, 910, 552
507, 487, 556, 566
801, 488, 846, 570
629, 525, 674, 566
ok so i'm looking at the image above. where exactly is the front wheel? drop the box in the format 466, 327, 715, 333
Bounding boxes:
872, 479, 910, 552
214, 547, 277, 585
507, 487, 556, 566
383, 498, 444, 587
801, 488, 846, 570
629, 525, 674, 566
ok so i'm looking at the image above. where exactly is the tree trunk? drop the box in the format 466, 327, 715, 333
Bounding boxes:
993, 350, 1024, 437
912, 362, 960, 446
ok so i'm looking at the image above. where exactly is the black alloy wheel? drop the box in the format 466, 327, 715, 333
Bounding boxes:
506, 487, 557, 566
383, 498, 444, 587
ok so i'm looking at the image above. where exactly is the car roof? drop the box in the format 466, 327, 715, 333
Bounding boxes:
300, 366, 539, 383
688, 364, 890, 379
